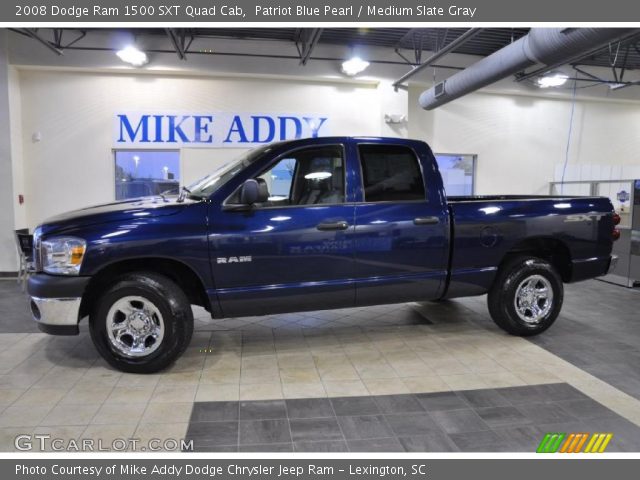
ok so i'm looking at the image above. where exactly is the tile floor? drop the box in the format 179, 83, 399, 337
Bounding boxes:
0, 279, 639, 452
185, 385, 640, 452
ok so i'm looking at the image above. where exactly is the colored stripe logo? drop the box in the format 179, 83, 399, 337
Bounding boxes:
537, 433, 613, 453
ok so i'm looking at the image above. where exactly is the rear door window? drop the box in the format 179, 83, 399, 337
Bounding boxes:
358, 145, 426, 202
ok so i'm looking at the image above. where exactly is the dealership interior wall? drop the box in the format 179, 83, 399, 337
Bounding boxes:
2, 29, 640, 273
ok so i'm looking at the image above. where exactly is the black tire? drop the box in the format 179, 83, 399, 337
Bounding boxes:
89, 272, 194, 373
488, 256, 563, 336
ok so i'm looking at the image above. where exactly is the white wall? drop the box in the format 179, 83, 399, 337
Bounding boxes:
8, 43, 640, 240
18, 70, 382, 228
408, 87, 640, 195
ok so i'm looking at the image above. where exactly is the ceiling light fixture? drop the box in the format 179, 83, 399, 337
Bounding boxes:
341, 57, 370, 76
536, 72, 569, 88
116, 46, 148, 67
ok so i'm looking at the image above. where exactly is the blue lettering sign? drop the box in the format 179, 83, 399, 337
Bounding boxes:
167, 115, 191, 143
193, 115, 214, 143
303, 117, 328, 138
118, 114, 150, 143
278, 116, 302, 140
115, 112, 329, 147
251, 116, 276, 143
224, 115, 249, 143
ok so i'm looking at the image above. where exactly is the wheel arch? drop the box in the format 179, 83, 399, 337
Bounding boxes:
79, 257, 211, 320
499, 236, 572, 282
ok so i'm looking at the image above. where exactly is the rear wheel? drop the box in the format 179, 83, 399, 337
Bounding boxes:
89, 272, 193, 373
488, 256, 563, 336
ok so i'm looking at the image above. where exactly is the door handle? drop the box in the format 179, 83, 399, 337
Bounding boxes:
414, 216, 440, 226
317, 221, 349, 231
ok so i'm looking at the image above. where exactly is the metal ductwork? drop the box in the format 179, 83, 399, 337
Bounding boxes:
419, 28, 640, 110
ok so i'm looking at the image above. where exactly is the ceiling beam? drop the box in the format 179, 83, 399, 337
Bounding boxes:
297, 28, 323, 66
393, 28, 482, 89
165, 28, 187, 60
21, 29, 64, 56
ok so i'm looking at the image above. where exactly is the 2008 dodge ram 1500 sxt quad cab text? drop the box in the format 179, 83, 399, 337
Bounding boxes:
27, 137, 620, 373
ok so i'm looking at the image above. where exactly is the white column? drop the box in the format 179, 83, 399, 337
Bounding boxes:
0, 30, 17, 273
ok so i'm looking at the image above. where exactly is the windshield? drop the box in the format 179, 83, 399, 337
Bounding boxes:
186, 145, 273, 199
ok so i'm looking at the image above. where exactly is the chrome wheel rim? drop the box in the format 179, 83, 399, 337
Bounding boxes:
513, 275, 553, 324
106, 296, 164, 357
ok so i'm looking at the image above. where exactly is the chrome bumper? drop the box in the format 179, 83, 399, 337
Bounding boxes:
29, 296, 81, 333
607, 255, 619, 274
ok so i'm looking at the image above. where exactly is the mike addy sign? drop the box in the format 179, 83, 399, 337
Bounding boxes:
114, 112, 330, 148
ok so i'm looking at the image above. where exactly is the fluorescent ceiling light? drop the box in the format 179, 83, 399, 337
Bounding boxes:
305, 172, 332, 180
116, 46, 148, 67
341, 57, 369, 76
536, 72, 569, 88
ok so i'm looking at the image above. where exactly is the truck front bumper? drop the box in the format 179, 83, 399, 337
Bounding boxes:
27, 274, 90, 335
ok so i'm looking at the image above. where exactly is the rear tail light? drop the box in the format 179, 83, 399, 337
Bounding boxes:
612, 212, 621, 241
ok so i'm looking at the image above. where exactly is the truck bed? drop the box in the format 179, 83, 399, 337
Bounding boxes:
443, 195, 615, 299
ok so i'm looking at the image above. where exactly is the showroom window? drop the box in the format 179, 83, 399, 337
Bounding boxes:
435, 154, 476, 196
114, 150, 180, 200
255, 145, 345, 207
358, 144, 426, 202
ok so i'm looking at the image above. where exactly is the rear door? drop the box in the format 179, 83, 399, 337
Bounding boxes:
353, 143, 449, 305
210, 144, 356, 317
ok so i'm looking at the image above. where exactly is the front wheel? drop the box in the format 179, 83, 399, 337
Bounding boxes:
90, 272, 193, 373
488, 256, 563, 336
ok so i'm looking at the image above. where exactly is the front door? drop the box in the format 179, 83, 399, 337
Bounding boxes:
210, 144, 356, 317
353, 143, 449, 305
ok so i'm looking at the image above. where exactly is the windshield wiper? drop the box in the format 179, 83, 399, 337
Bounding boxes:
177, 186, 204, 203
177, 186, 191, 203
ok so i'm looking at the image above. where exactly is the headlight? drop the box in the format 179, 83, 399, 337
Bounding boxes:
41, 237, 86, 275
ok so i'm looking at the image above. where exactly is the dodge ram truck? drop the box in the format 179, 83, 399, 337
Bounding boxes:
27, 137, 620, 372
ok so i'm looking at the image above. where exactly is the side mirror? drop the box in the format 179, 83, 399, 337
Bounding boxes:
239, 179, 260, 205
236, 178, 269, 207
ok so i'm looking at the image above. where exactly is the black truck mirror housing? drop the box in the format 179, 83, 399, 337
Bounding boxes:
239, 179, 260, 205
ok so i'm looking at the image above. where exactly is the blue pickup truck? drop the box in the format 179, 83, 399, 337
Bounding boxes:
27, 137, 619, 373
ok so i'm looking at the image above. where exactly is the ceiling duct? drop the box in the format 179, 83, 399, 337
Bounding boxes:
419, 28, 640, 110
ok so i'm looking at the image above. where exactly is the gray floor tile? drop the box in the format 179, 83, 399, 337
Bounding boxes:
495, 386, 550, 405
286, 398, 334, 419
289, 418, 343, 443
516, 402, 578, 425
347, 437, 405, 452
374, 394, 425, 414
398, 432, 459, 452
186, 421, 238, 447
493, 425, 546, 452
556, 399, 617, 420
330, 396, 380, 416
385, 413, 440, 436
239, 443, 293, 452
338, 415, 394, 440
239, 400, 287, 420
294, 440, 348, 452
475, 406, 532, 428
190, 401, 238, 423
534, 383, 589, 402
449, 429, 507, 451
430, 409, 490, 434
415, 391, 468, 411
239, 419, 291, 445
189, 445, 238, 452
458, 389, 511, 408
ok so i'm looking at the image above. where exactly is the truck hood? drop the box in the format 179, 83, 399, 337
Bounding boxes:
38, 196, 192, 236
